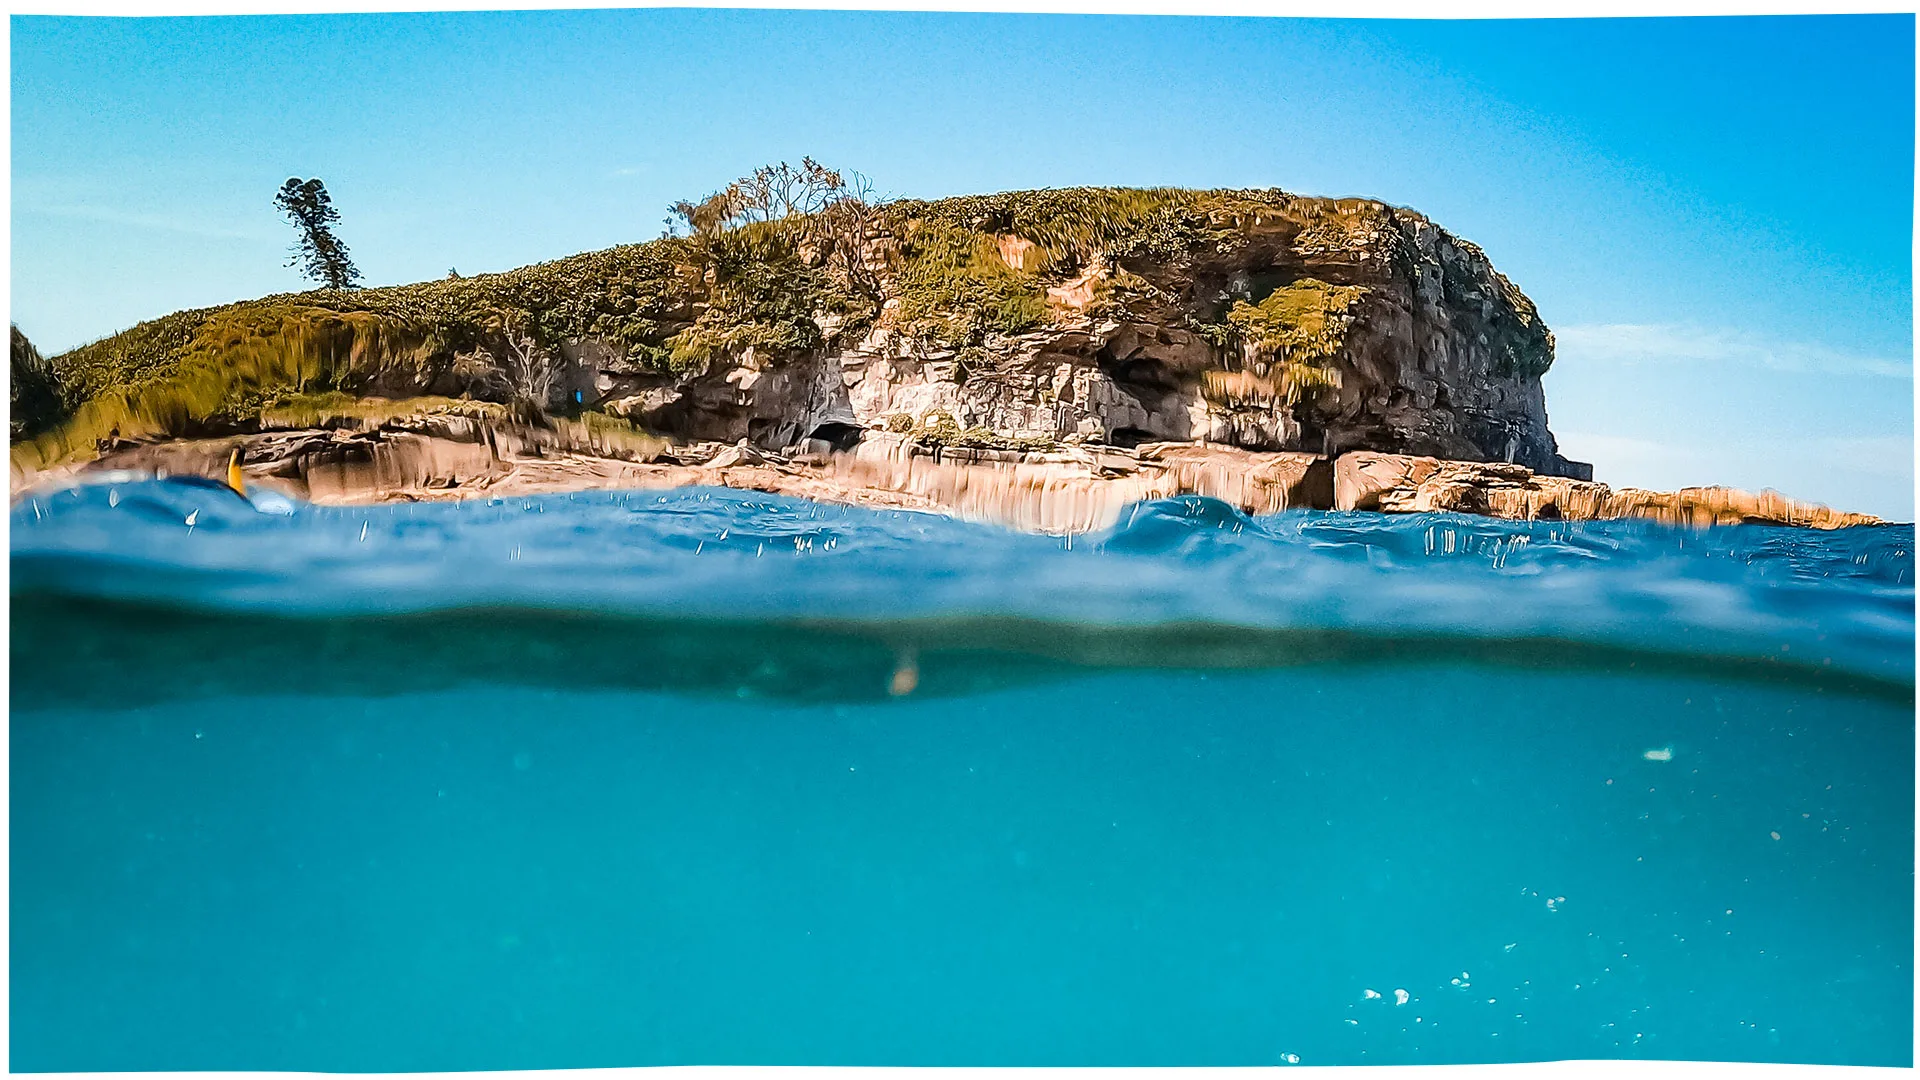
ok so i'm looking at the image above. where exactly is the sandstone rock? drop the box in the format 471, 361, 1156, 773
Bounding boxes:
1333, 451, 1879, 529
17, 421, 1882, 533
1601, 486, 1884, 530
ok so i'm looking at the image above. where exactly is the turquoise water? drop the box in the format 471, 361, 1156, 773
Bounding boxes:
11, 480, 1915, 1069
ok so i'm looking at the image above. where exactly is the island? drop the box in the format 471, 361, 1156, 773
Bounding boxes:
8, 185, 1882, 531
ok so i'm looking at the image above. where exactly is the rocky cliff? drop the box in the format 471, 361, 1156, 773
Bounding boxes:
592, 191, 1588, 477
17, 186, 1588, 482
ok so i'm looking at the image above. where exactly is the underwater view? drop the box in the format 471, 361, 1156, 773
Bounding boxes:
10, 478, 1915, 1070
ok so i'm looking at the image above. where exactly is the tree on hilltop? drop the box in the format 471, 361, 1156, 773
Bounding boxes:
666, 158, 886, 301
275, 178, 361, 289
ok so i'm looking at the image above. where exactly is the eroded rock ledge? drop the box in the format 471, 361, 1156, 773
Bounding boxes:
17, 415, 1881, 533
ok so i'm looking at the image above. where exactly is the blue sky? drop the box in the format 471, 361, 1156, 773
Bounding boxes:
11, 11, 1915, 517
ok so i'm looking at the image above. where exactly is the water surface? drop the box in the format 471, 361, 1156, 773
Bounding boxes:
11, 480, 1914, 1068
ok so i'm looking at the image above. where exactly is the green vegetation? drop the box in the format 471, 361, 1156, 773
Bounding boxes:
18, 224, 838, 470
892, 186, 1305, 272
885, 409, 1059, 453
887, 220, 1052, 343
664, 222, 840, 369
256, 390, 665, 456
885, 187, 1325, 346
275, 178, 361, 289
255, 392, 511, 429
1227, 279, 1361, 360
1196, 279, 1359, 408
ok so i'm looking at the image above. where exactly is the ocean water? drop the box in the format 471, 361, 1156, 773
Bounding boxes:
10, 479, 1915, 1070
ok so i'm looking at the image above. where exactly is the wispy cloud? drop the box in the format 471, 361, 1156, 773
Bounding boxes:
1555, 323, 1912, 379
17, 202, 272, 242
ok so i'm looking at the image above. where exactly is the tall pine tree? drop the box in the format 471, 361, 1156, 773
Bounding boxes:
274, 178, 361, 289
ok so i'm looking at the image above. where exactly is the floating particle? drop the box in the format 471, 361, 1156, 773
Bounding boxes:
1643, 747, 1673, 762
1770, 831, 1782, 841
889, 652, 920, 696
1280, 1053, 1300, 1065
1363, 989, 1382, 1000
1394, 989, 1410, 1006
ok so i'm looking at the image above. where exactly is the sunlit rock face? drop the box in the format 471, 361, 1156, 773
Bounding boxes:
586, 195, 1588, 479
1333, 451, 1881, 529
49, 420, 1874, 535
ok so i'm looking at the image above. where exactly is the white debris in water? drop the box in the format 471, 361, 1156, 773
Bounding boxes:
1363, 989, 1382, 1000
108, 488, 119, 508
1394, 989, 1410, 1006
1281, 1053, 1300, 1064
1643, 747, 1674, 762
1504, 943, 1518, 953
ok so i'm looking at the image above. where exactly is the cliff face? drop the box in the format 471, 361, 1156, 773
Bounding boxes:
586, 193, 1585, 478
24, 187, 1586, 481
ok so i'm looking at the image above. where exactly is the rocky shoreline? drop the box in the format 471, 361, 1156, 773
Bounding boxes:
12, 414, 1882, 532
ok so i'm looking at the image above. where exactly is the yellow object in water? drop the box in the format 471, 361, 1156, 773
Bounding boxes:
226, 449, 246, 497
